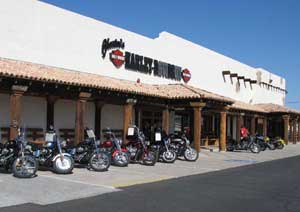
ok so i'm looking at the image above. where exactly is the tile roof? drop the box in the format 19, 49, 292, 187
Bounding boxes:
230, 101, 267, 113
255, 103, 300, 115
0, 57, 232, 102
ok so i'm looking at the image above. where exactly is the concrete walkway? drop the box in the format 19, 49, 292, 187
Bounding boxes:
1, 143, 300, 208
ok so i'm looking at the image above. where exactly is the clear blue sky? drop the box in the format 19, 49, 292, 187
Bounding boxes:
41, 0, 300, 108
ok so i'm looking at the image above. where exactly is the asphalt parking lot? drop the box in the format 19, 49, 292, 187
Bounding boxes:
1, 143, 300, 208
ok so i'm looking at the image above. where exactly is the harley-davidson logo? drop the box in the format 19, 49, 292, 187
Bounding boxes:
182, 69, 191, 83
110, 49, 125, 68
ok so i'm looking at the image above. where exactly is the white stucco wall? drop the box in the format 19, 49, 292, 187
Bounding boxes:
0, 0, 286, 105
101, 104, 123, 131
54, 99, 75, 129
21, 96, 46, 130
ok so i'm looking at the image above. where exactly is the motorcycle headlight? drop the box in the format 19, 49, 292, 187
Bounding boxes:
60, 140, 67, 148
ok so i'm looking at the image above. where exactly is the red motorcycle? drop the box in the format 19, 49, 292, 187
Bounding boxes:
101, 128, 129, 167
125, 126, 157, 166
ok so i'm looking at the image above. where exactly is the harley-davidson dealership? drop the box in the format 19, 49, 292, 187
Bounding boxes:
0, 0, 299, 152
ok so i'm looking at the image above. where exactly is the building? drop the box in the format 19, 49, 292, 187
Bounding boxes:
0, 0, 299, 151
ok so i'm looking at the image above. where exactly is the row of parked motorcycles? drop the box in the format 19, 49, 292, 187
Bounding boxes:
226, 134, 285, 153
0, 125, 198, 178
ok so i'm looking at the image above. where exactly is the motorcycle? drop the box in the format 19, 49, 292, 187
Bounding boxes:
125, 126, 157, 166
0, 127, 38, 178
151, 129, 177, 163
29, 128, 74, 174
169, 132, 198, 161
226, 136, 261, 153
101, 128, 129, 167
256, 135, 275, 151
269, 137, 285, 150
66, 128, 111, 172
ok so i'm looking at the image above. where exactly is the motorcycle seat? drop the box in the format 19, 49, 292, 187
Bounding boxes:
29, 139, 46, 146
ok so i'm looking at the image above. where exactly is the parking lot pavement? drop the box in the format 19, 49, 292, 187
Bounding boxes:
1, 143, 300, 208
0, 172, 118, 208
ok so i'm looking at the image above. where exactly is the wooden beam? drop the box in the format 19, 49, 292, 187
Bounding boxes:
297, 118, 300, 143
219, 111, 227, 151
236, 114, 242, 143
250, 116, 256, 136
222, 70, 231, 75
94, 101, 105, 139
190, 102, 206, 108
74, 92, 91, 145
123, 103, 134, 142
9, 86, 28, 140
193, 106, 202, 152
46, 96, 59, 130
162, 108, 170, 134
282, 115, 290, 145
263, 117, 268, 137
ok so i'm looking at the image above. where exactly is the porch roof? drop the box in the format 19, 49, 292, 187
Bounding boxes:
230, 101, 267, 113
0, 57, 233, 103
254, 103, 300, 115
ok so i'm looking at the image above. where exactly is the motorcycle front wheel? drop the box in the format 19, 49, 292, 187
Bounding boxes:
184, 147, 199, 161
90, 152, 111, 171
53, 155, 74, 174
112, 151, 129, 167
276, 143, 284, 150
12, 155, 38, 178
142, 151, 156, 166
249, 143, 261, 154
161, 150, 177, 163
267, 143, 276, 150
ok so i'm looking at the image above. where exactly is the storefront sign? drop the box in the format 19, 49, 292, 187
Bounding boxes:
101, 38, 125, 58
101, 38, 191, 83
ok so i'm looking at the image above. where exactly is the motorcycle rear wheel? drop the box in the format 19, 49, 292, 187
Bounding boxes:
142, 151, 156, 166
249, 144, 261, 154
162, 150, 177, 163
184, 148, 199, 161
12, 155, 38, 178
112, 151, 129, 167
90, 152, 111, 171
53, 155, 74, 174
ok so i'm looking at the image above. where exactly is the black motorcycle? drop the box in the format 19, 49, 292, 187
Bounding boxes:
125, 126, 157, 166
227, 136, 261, 153
0, 128, 38, 178
256, 135, 275, 151
151, 130, 177, 163
66, 129, 111, 172
29, 128, 74, 174
169, 132, 198, 161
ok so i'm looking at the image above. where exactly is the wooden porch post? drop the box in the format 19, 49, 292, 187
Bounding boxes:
220, 110, 227, 151
46, 96, 58, 130
94, 101, 105, 139
162, 108, 170, 134
123, 101, 134, 142
250, 115, 256, 136
75, 92, 91, 145
282, 115, 290, 145
236, 114, 242, 143
263, 117, 268, 137
190, 102, 205, 152
298, 119, 300, 143
292, 118, 297, 144
10, 85, 28, 140
290, 119, 295, 144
